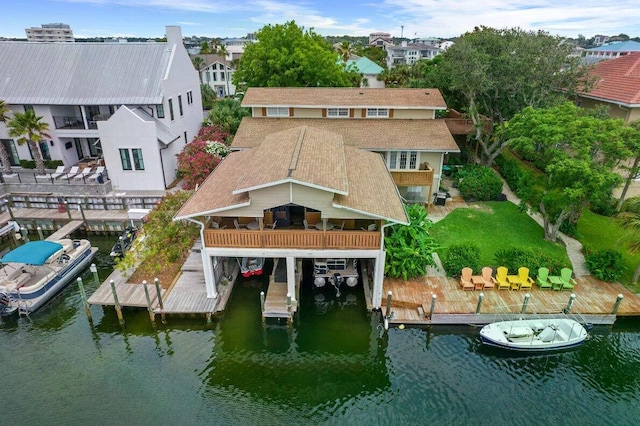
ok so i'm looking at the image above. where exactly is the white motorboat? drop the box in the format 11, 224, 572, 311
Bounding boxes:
0, 239, 98, 316
479, 318, 589, 351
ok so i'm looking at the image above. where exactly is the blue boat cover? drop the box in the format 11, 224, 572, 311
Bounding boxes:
1, 241, 63, 265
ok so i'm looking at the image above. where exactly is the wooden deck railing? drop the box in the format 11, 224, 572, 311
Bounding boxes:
203, 229, 381, 250
390, 169, 434, 186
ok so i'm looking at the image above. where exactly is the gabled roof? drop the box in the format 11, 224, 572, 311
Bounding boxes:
587, 40, 640, 53
0, 41, 172, 105
234, 126, 349, 195
577, 52, 640, 106
175, 126, 408, 224
128, 107, 180, 145
346, 57, 384, 75
241, 87, 446, 109
190, 53, 233, 70
232, 117, 459, 152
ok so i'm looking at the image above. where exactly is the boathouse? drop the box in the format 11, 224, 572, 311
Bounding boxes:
174, 125, 409, 312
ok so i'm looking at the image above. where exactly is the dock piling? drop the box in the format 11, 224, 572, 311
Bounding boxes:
475, 292, 484, 314
109, 279, 124, 326
521, 293, 531, 314
286, 293, 292, 312
76, 277, 91, 321
429, 294, 437, 319
612, 294, 624, 314
260, 291, 265, 324
154, 278, 165, 323
142, 281, 155, 323
385, 291, 392, 319
90, 263, 99, 286
566, 293, 576, 313
37, 226, 44, 240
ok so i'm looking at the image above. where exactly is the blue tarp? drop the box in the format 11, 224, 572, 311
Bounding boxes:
1, 241, 63, 265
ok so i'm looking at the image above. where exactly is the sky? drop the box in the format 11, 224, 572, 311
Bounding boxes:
2, 0, 640, 40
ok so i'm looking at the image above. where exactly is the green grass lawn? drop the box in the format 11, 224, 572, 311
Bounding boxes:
577, 209, 640, 290
430, 201, 570, 269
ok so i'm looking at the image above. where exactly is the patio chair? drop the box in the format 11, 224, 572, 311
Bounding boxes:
460, 267, 474, 291
74, 167, 93, 180
303, 219, 309, 230
210, 221, 226, 229
481, 267, 495, 290
496, 266, 510, 290
536, 267, 552, 290
233, 219, 244, 229
50, 166, 67, 179
518, 267, 534, 291
60, 166, 80, 180
268, 220, 277, 229
560, 268, 577, 290
87, 166, 105, 181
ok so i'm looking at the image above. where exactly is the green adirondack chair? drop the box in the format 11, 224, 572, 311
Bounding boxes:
536, 267, 552, 290
560, 268, 577, 290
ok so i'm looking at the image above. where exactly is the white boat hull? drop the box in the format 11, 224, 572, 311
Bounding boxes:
0, 240, 98, 316
479, 318, 588, 352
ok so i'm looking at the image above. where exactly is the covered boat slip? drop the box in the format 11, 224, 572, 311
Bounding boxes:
261, 258, 302, 323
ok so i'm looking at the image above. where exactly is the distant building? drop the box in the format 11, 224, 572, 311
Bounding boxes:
593, 34, 610, 46
368, 32, 393, 47
584, 40, 640, 61
345, 56, 385, 88
386, 41, 440, 68
192, 53, 237, 97
25, 23, 74, 43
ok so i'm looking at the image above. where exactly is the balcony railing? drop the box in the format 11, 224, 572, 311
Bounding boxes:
203, 229, 381, 250
53, 116, 85, 129
390, 169, 434, 186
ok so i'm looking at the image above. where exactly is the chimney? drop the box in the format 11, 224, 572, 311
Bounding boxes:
165, 26, 182, 46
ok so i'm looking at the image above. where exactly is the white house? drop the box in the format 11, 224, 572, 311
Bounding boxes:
192, 54, 237, 97
0, 26, 202, 191
386, 42, 441, 68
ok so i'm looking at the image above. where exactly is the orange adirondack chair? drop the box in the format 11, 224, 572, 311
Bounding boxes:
481, 267, 495, 290
460, 267, 474, 290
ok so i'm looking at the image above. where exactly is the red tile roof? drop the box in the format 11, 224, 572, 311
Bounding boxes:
579, 52, 640, 106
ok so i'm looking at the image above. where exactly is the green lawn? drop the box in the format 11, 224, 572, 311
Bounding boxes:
430, 201, 570, 269
577, 209, 640, 290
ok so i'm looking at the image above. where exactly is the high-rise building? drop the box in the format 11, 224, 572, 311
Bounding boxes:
25, 23, 74, 42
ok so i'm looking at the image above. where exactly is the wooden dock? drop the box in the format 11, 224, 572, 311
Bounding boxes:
46, 220, 85, 240
87, 267, 167, 308
381, 275, 640, 326
261, 258, 301, 323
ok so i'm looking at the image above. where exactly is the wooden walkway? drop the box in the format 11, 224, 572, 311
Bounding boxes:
381, 275, 640, 326
46, 220, 85, 240
263, 282, 295, 320
87, 268, 167, 308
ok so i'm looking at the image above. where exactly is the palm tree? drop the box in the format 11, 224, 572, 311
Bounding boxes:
192, 56, 204, 83
618, 198, 640, 286
199, 41, 212, 54
336, 41, 354, 64
215, 45, 232, 97
0, 100, 15, 174
7, 110, 51, 175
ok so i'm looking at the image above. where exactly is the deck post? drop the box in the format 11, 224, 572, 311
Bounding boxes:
286, 256, 296, 303
78, 203, 86, 224
154, 278, 166, 324
612, 294, 624, 314
20, 227, 29, 242
521, 293, 531, 314
142, 281, 155, 323
260, 291, 265, 324
109, 279, 124, 326
385, 291, 392, 319
76, 277, 91, 321
64, 200, 72, 220
475, 292, 484, 314
566, 293, 576, 313
287, 293, 292, 311
37, 226, 44, 240
429, 294, 437, 319
90, 263, 99, 286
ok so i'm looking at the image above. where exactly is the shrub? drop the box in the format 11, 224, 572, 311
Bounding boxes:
176, 125, 231, 190
586, 249, 625, 282
493, 247, 565, 276
45, 160, 63, 169
19, 159, 36, 169
455, 166, 502, 201
443, 244, 481, 277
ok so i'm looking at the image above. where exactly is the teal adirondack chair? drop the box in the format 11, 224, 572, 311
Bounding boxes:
536, 267, 552, 290
560, 268, 577, 290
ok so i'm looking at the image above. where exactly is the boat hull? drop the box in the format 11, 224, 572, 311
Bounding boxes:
240, 257, 264, 278
1, 244, 98, 316
479, 318, 588, 352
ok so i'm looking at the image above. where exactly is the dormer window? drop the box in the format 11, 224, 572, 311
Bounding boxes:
367, 108, 389, 118
267, 107, 289, 117
327, 108, 349, 118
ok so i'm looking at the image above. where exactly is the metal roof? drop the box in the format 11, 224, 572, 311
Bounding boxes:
0, 41, 173, 105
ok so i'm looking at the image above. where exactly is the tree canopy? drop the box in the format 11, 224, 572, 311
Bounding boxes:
505, 102, 632, 240
7, 109, 51, 175
204, 98, 250, 135
233, 21, 360, 88
434, 26, 596, 165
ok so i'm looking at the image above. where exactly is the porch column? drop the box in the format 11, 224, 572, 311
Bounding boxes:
202, 250, 217, 298
80, 106, 89, 130
286, 256, 296, 302
372, 251, 386, 309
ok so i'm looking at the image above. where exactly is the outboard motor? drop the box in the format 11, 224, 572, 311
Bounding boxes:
0, 291, 10, 316
331, 273, 342, 297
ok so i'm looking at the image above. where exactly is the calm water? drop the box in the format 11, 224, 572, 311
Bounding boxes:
1, 237, 640, 425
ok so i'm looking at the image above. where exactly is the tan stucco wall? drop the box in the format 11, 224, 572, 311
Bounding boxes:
392, 109, 435, 119
250, 106, 436, 119
579, 97, 640, 123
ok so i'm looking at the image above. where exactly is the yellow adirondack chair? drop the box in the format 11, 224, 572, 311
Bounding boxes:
496, 266, 510, 290
518, 267, 534, 291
